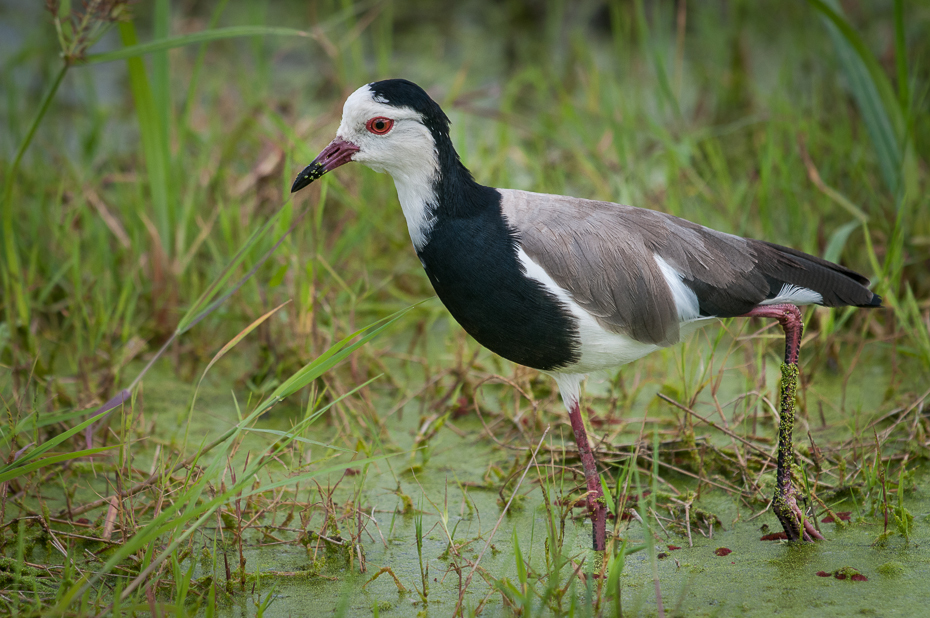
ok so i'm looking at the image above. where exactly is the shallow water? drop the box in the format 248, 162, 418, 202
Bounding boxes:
28, 337, 926, 617
201, 416, 930, 617
127, 343, 927, 617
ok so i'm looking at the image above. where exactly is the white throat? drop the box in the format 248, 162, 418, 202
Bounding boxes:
334, 83, 443, 251
389, 159, 439, 251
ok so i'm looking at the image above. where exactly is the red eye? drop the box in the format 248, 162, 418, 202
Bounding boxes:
366, 117, 394, 135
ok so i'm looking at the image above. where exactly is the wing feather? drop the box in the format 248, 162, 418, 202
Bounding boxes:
498, 189, 878, 346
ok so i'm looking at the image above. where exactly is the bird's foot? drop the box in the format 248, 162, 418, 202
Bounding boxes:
773, 486, 824, 542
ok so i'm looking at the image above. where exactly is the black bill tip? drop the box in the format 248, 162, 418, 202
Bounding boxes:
291, 162, 325, 193
291, 138, 361, 194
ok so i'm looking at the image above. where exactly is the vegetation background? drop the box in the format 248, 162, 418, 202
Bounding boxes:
0, 0, 927, 615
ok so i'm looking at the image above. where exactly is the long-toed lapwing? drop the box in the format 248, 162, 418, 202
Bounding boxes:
291, 79, 881, 551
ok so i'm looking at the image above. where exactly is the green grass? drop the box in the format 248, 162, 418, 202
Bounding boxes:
0, 0, 928, 615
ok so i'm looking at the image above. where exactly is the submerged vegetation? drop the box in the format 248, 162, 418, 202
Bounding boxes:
0, 0, 928, 615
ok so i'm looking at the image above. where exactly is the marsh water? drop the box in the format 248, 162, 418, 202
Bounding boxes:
40, 340, 924, 617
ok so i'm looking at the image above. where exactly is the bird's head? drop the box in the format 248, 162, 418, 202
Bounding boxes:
291, 79, 448, 193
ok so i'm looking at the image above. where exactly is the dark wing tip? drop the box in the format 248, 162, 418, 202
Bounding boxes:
864, 292, 882, 308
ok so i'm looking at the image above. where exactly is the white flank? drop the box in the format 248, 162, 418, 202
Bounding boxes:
760, 283, 823, 306
516, 247, 661, 375
654, 254, 701, 322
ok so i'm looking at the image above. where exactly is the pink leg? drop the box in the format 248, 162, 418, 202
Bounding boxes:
741, 304, 823, 542
567, 399, 607, 551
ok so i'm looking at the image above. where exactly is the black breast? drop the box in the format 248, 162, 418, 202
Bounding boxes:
416, 191, 580, 371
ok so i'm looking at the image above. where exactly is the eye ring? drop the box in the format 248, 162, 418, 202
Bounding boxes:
366, 117, 394, 135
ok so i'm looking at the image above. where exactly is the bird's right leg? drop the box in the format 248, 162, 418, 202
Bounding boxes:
567, 399, 608, 551
741, 303, 823, 542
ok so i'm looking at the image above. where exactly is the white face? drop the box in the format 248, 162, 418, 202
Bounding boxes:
334, 84, 442, 250
335, 85, 439, 181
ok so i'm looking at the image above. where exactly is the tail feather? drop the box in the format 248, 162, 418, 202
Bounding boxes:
756, 241, 881, 308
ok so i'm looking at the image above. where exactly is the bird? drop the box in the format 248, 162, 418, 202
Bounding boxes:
291, 79, 881, 551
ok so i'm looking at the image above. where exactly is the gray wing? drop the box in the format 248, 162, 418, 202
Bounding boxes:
498, 189, 877, 347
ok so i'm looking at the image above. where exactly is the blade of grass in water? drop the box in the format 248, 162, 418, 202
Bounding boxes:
119, 19, 172, 254
0, 409, 115, 483
810, 0, 903, 197
183, 300, 291, 450
0, 446, 116, 484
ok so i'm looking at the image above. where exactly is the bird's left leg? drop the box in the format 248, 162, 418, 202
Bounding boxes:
566, 398, 608, 551
741, 303, 823, 541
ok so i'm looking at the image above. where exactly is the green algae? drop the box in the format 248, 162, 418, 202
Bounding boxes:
179, 414, 930, 617
615, 482, 930, 617
877, 561, 906, 577
13, 347, 928, 616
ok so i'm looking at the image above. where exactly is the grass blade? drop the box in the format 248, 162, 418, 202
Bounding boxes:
0, 447, 117, 484
183, 300, 291, 449
809, 0, 903, 195
119, 19, 172, 248
83, 26, 313, 64
266, 303, 419, 403
0, 408, 110, 474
